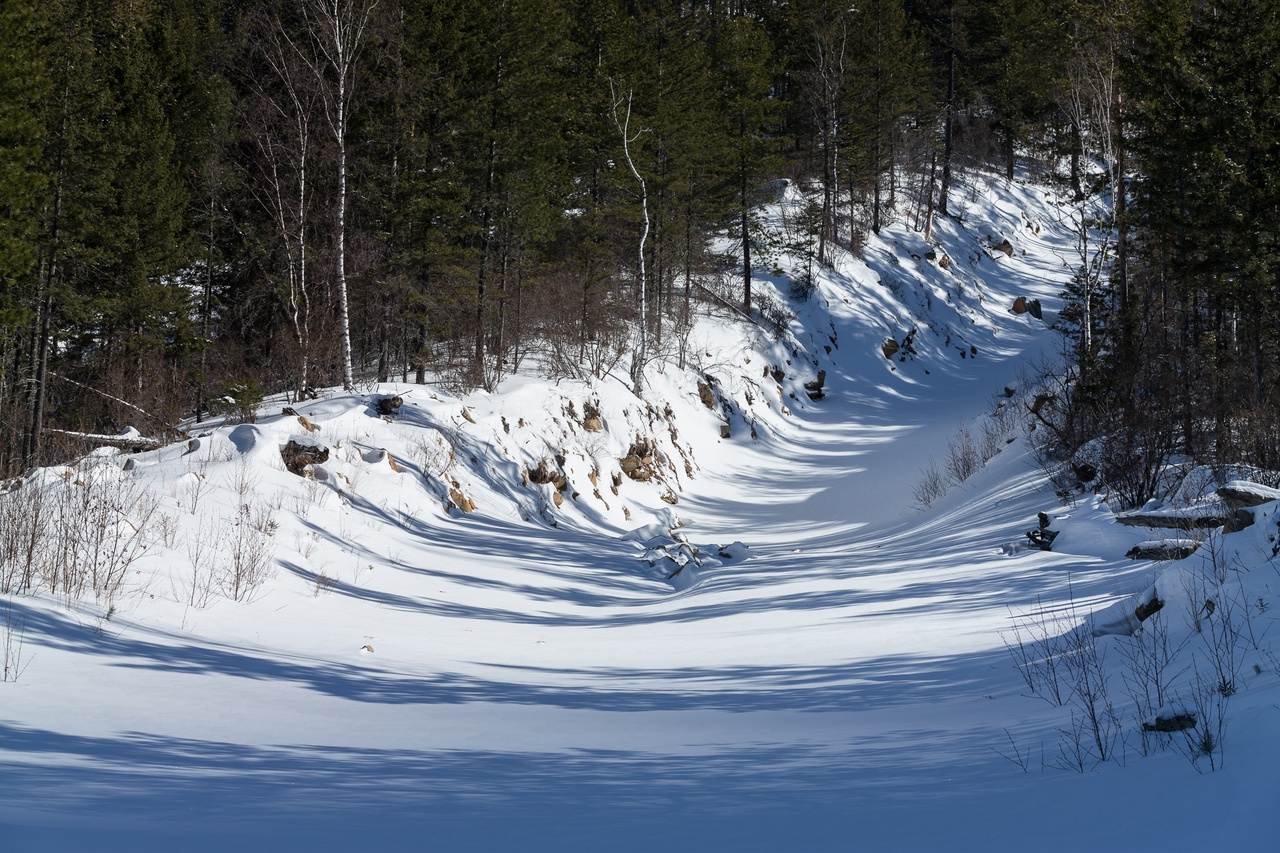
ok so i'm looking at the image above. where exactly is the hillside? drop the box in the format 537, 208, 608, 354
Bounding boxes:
3, 172, 1279, 852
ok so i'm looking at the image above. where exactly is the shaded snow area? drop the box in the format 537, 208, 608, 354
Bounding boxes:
4, 173, 1279, 852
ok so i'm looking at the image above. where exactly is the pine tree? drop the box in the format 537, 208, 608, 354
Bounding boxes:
708, 12, 779, 316
0, 0, 49, 471
967, 0, 1060, 180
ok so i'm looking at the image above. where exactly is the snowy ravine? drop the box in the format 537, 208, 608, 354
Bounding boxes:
3, 173, 1279, 852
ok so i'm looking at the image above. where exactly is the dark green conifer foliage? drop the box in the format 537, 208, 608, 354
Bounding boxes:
967, 0, 1060, 180
708, 12, 779, 316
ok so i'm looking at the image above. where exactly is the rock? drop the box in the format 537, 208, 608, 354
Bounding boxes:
583, 400, 603, 432
697, 381, 716, 409
1012, 296, 1028, 314
882, 338, 900, 359
619, 438, 659, 482
1134, 594, 1165, 622
993, 238, 1014, 257
281, 439, 329, 476
720, 423, 731, 439
804, 370, 827, 401
1224, 507, 1256, 533
1142, 712, 1196, 733
1072, 462, 1098, 483
1027, 299, 1043, 320
449, 487, 476, 512
1217, 480, 1280, 509
528, 459, 567, 491
938, 253, 951, 270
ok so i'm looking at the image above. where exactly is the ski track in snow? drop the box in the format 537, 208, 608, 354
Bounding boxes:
3, 174, 1280, 852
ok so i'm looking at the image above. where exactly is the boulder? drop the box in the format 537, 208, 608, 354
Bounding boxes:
1217, 480, 1280, 508
281, 439, 329, 476
528, 458, 568, 491
1142, 712, 1196, 733
804, 370, 827, 401
582, 401, 604, 432
882, 338, 900, 359
620, 438, 659, 482
697, 381, 716, 409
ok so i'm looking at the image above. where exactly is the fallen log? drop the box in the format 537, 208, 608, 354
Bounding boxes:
1126, 539, 1201, 561
45, 428, 165, 453
1115, 512, 1224, 530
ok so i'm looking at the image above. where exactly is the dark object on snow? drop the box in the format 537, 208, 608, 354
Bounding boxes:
527, 458, 568, 491
1026, 512, 1058, 551
1027, 299, 1043, 320
1072, 462, 1098, 484
281, 439, 329, 476
882, 338, 900, 359
992, 237, 1015, 257
698, 380, 716, 409
1143, 712, 1196, 733
1012, 296, 1028, 314
1115, 512, 1223, 530
804, 370, 827, 401
1224, 507, 1256, 533
282, 406, 298, 416
376, 395, 403, 416
1126, 540, 1202, 560
1135, 595, 1165, 622
1217, 480, 1280, 509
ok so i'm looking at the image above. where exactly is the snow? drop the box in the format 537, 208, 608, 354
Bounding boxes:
4, 171, 1280, 852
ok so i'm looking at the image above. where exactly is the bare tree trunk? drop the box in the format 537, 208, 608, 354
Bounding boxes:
611, 83, 649, 397
305, 0, 378, 392
938, 34, 956, 217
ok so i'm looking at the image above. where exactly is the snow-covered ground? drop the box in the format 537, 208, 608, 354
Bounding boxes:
3, 173, 1278, 851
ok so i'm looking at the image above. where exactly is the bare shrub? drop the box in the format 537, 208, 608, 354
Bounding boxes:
980, 403, 1019, 462
1116, 608, 1189, 756
913, 457, 950, 507
0, 482, 48, 595
1003, 597, 1074, 707
175, 516, 221, 609
223, 504, 276, 602
45, 469, 157, 606
2, 597, 29, 682
1060, 623, 1124, 767
944, 423, 982, 483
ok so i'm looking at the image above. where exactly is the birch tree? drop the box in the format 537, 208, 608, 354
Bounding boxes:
302, 0, 379, 391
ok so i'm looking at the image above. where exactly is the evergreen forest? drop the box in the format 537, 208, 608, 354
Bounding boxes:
1, 0, 1278, 495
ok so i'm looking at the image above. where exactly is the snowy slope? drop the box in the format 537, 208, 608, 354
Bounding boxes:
3, 172, 1278, 852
